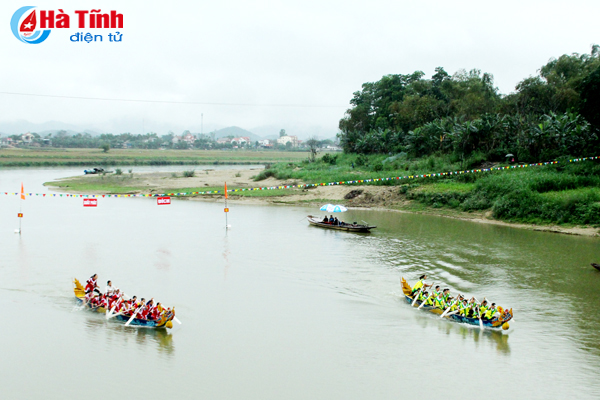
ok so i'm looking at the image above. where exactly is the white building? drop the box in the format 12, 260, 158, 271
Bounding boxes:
276, 135, 298, 147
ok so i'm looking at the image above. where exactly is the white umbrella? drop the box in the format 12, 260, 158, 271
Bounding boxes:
320, 204, 334, 211
326, 204, 347, 213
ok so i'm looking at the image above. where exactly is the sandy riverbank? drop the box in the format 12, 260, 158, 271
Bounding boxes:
47, 169, 600, 238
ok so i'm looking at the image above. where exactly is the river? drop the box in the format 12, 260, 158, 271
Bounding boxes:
1, 167, 599, 399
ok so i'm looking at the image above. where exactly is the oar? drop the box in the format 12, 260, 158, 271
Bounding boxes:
174, 317, 182, 325
445, 309, 460, 317
124, 306, 142, 327
411, 289, 423, 306
478, 307, 484, 330
418, 294, 432, 309
440, 300, 457, 318
107, 311, 124, 320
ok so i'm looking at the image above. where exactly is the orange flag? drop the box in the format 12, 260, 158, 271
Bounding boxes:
224, 182, 228, 199
20, 182, 25, 200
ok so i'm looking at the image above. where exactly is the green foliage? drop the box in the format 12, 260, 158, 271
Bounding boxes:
183, 170, 195, 177
338, 46, 600, 162
321, 153, 338, 165
100, 143, 110, 153
115, 168, 122, 175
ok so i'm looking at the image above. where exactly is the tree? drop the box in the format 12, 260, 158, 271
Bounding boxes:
279, 129, 286, 137
580, 65, 600, 131
306, 136, 320, 162
100, 143, 110, 153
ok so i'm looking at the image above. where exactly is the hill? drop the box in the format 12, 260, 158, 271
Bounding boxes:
212, 126, 262, 141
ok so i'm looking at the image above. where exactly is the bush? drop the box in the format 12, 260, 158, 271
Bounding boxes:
322, 153, 338, 165
115, 168, 122, 175
183, 170, 195, 177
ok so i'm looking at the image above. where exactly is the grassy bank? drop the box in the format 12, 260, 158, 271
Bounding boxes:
253, 152, 600, 226
0, 148, 308, 167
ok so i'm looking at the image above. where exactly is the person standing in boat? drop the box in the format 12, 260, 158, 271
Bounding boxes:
104, 280, 118, 296
85, 274, 100, 295
411, 275, 432, 295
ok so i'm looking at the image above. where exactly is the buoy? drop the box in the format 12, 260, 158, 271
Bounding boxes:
166, 320, 173, 329
502, 322, 509, 330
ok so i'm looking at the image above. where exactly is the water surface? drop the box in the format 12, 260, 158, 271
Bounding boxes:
0, 167, 599, 399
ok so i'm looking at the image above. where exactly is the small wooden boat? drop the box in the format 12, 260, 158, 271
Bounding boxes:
73, 279, 175, 329
592, 263, 600, 271
307, 215, 376, 232
400, 278, 513, 330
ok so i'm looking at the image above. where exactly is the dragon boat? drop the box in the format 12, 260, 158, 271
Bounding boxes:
73, 279, 175, 329
401, 278, 513, 330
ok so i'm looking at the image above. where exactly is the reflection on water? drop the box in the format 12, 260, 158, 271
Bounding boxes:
81, 308, 175, 357
2, 167, 600, 400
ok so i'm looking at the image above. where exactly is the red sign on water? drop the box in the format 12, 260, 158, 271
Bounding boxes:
157, 196, 171, 205
83, 198, 98, 207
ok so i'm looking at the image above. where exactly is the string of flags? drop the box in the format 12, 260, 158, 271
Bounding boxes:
1, 156, 598, 200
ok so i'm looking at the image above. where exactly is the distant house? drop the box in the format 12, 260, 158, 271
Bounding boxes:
231, 136, 250, 146
182, 133, 195, 144
217, 138, 232, 144
258, 139, 273, 148
276, 135, 298, 147
21, 132, 35, 143
0, 137, 12, 147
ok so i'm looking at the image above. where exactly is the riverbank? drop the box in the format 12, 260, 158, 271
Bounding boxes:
0, 148, 308, 167
44, 167, 600, 237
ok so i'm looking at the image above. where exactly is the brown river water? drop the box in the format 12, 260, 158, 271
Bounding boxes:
1, 167, 599, 399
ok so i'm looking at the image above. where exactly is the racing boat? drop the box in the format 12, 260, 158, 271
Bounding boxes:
400, 277, 513, 330
73, 278, 175, 329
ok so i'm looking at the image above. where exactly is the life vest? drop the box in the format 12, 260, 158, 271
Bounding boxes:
434, 296, 445, 309
85, 278, 97, 293
425, 296, 434, 306
484, 307, 496, 319
412, 280, 424, 292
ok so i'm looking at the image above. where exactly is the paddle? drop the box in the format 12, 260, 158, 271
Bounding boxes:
174, 317, 182, 325
440, 299, 458, 318
418, 294, 433, 309
107, 311, 124, 320
411, 288, 423, 307
124, 305, 142, 327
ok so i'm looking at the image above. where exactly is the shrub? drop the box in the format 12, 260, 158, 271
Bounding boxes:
115, 168, 122, 175
183, 170, 195, 177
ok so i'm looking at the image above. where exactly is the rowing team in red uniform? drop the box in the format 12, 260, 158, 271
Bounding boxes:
84, 274, 171, 321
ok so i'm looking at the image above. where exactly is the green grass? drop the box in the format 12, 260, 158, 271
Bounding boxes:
0, 148, 309, 167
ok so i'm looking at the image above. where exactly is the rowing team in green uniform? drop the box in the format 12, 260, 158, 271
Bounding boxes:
411, 275, 500, 320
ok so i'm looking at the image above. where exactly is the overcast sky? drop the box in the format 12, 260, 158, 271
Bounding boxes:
1, 0, 598, 137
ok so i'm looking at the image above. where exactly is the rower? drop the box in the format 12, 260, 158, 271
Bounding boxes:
467, 297, 479, 318
459, 299, 470, 316
483, 303, 498, 320
442, 288, 451, 302
104, 280, 118, 296
322, 216, 329, 223
434, 292, 446, 309
85, 274, 100, 295
411, 275, 432, 295
479, 300, 489, 316
418, 290, 429, 303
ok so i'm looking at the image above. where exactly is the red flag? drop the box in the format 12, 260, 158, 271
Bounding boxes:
20, 182, 25, 200
224, 182, 228, 199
